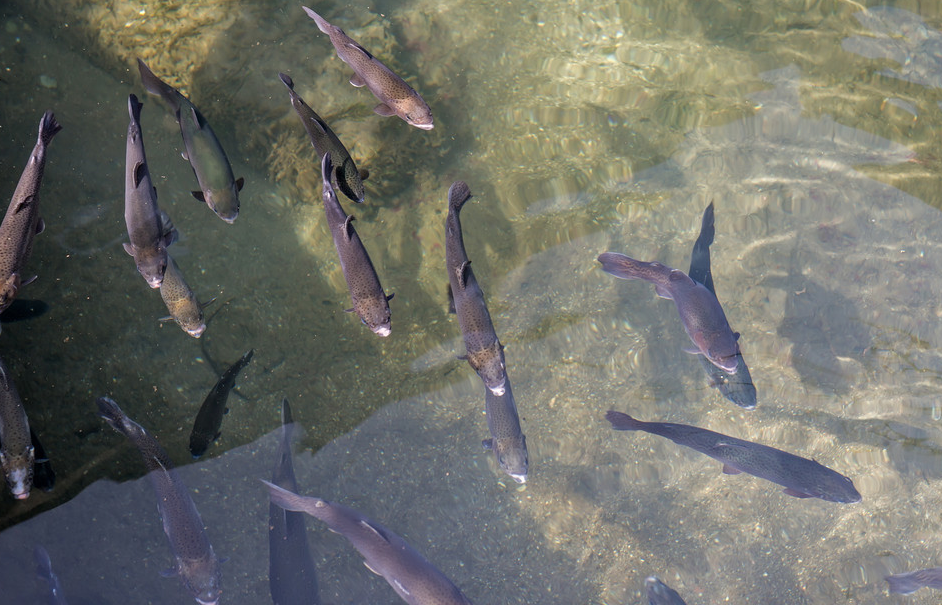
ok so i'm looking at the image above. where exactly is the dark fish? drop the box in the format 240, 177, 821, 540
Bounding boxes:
269, 398, 320, 605
301, 6, 434, 130
0, 111, 60, 312
30, 427, 55, 492
605, 410, 861, 503
34, 546, 68, 605
279, 72, 366, 204
264, 481, 473, 605
886, 567, 942, 594
189, 349, 254, 458
137, 59, 244, 223
686, 202, 756, 409
445, 181, 506, 396
321, 153, 393, 336
597, 252, 741, 373
96, 396, 221, 604
123, 95, 170, 289
482, 376, 527, 483
645, 576, 688, 605
0, 298, 49, 324
159, 254, 212, 338
0, 355, 33, 499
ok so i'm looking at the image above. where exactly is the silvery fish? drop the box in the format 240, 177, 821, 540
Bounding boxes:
96, 396, 221, 605
279, 72, 366, 204
645, 576, 688, 605
482, 377, 527, 484
886, 567, 942, 594
0, 111, 60, 312
606, 410, 861, 503
0, 355, 33, 499
34, 546, 69, 605
321, 153, 393, 336
301, 6, 434, 130
264, 481, 473, 605
597, 252, 741, 374
188, 349, 254, 458
137, 59, 244, 223
159, 254, 212, 339
445, 181, 506, 396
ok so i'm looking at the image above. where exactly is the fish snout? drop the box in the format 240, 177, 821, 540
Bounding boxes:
373, 324, 391, 337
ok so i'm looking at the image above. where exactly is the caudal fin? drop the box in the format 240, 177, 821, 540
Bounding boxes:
448, 181, 472, 212
605, 410, 644, 431
278, 72, 295, 90
262, 479, 323, 515
885, 572, 923, 595
137, 59, 182, 112
597, 252, 644, 280
96, 396, 135, 437
301, 6, 331, 34
38, 111, 62, 146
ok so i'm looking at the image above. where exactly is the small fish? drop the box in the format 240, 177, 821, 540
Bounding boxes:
159, 254, 213, 338
96, 396, 221, 605
263, 481, 473, 605
0, 111, 60, 312
321, 153, 393, 336
605, 410, 861, 503
137, 59, 244, 223
886, 567, 942, 594
645, 576, 688, 605
445, 181, 506, 396
123, 95, 170, 289
269, 398, 320, 605
30, 427, 55, 493
279, 72, 366, 204
34, 546, 69, 605
188, 349, 254, 458
482, 377, 528, 483
597, 252, 741, 374
0, 355, 33, 499
301, 6, 434, 130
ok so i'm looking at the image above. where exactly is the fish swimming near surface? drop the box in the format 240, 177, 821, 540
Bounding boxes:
645, 576, 688, 605
34, 546, 69, 605
96, 396, 221, 605
605, 410, 861, 503
686, 202, 756, 409
159, 254, 213, 339
264, 481, 474, 605
0, 355, 33, 499
188, 349, 254, 458
321, 153, 393, 336
886, 566, 942, 594
301, 6, 434, 130
482, 377, 528, 483
30, 427, 55, 492
279, 72, 366, 204
269, 398, 320, 605
445, 181, 507, 396
137, 59, 244, 223
597, 251, 741, 374
0, 111, 60, 312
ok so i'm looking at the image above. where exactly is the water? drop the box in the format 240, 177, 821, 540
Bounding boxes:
0, 0, 941, 602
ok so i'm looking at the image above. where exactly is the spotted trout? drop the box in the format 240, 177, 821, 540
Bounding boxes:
321, 153, 393, 336
483, 376, 528, 484
606, 410, 861, 503
137, 59, 244, 223
264, 481, 473, 605
0, 111, 60, 312
301, 6, 434, 130
445, 181, 506, 396
597, 251, 741, 373
96, 396, 220, 604
188, 349, 254, 458
279, 72, 366, 204
160, 254, 212, 339
645, 577, 688, 605
0, 355, 33, 499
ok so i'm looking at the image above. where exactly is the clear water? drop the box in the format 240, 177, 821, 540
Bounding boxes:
1, 0, 941, 603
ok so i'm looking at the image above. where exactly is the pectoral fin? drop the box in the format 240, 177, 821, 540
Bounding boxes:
482, 438, 494, 451
783, 488, 814, 498
350, 74, 367, 87
123, 243, 135, 256
192, 191, 206, 202
721, 464, 742, 475
35, 218, 45, 235
373, 103, 396, 117
654, 284, 673, 299
236, 177, 245, 191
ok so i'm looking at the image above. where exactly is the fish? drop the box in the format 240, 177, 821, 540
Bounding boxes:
320, 153, 393, 336
605, 410, 861, 503
445, 181, 506, 396
686, 202, 756, 409
0, 355, 33, 499
137, 59, 244, 223
0, 111, 60, 312
96, 396, 221, 605
34, 546, 69, 605
269, 398, 320, 605
159, 254, 213, 338
188, 349, 254, 458
278, 72, 366, 204
263, 481, 473, 605
886, 567, 942, 594
123, 94, 170, 289
30, 427, 55, 492
597, 251, 741, 374
645, 576, 688, 605
301, 6, 434, 130
482, 376, 528, 483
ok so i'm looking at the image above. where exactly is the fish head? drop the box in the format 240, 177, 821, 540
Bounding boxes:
359, 293, 392, 337
395, 98, 434, 130
708, 348, 741, 374
181, 318, 207, 338
822, 472, 862, 504
0, 445, 34, 500
136, 246, 168, 289
470, 343, 507, 396
203, 185, 240, 224
0, 273, 21, 313
494, 434, 528, 484
180, 559, 221, 605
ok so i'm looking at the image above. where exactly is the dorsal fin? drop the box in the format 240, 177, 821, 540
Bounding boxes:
358, 519, 392, 544
345, 41, 374, 60
133, 161, 147, 188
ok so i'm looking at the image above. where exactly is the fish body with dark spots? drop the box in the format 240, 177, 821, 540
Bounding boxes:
159, 254, 210, 338
0, 355, 33, 500
189, 349, 254, 457
482, 377, 528, 483
645, 576, 688, 605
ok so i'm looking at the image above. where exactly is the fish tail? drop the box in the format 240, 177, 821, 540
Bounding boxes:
278, 72, 295, 91
301, 6, 331, 34
885, 572, 923, 595
96, 396, 138, 438
262, 479, 322, 514
37, 111, 62, 146
448, 181, 472, 212
605, 410, 644, 431
597, 252, 644, 280
137, 59, 182, 112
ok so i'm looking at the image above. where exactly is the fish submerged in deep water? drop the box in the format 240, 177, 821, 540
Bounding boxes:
0, 355, 33, 499
605, 410, 861, 503
321, 153, 393, 336
886, 566, 942, 594
189, 349, 254, 458
264, 481, 474, 605
160, 254, 213, 338
279, 72, 366, 204
445, 181, 507, 396
645, 576, 688, 605
482, 377, 528, 483
137, 59, 244, 223
301, 6, 434, 130
96, 396, 221, 605
34, 546, 69, 605
597, 251, 741, 374
0, 111, 60, 312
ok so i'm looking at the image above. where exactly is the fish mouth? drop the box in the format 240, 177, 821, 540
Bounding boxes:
373, 325, 391, 337
186, 325, 207, 338
13, 490, 29, 500
510, 473, 527, 484
487, 383, 506, 397
413, 122, 434, 130
220, 215, 238, 225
